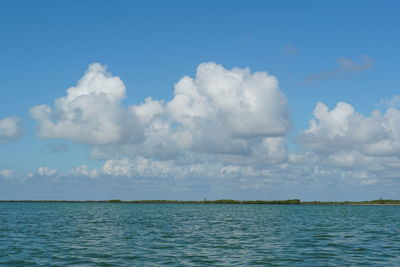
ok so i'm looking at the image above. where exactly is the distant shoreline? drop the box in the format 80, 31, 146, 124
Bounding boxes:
1, 199, 399, 205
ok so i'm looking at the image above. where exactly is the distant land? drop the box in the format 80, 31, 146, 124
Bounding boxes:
1, 199, 400, 205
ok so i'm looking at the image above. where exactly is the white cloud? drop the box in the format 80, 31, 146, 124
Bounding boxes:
30, 63, 141, 145
37, 166, 58, 177
102, 157, 215, 178
0, 117, 22, 143
71, 165, 99, 178
0, 169, 14, 179
27, 62, 400, 192
297, 101, 400, 182
96, 154, 386, 188
168, 62, 290, 139
299, 102, 400, 156
380, 95, 400, 109
101, 156, 282, 179
31, 62, 291, 164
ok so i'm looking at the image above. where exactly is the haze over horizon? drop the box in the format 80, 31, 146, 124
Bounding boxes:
1, 0, 400, 201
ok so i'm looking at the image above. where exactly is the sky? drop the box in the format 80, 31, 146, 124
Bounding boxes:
1, 0, 400, 201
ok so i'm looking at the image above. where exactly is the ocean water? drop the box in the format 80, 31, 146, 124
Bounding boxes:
1, 203, 400, 266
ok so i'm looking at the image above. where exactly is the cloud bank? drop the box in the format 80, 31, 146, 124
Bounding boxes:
25, 62, 400, 193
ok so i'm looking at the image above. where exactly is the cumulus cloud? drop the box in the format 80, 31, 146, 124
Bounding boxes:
298, 101, 400, 180
168, 63, 290, 138
0, 117, 22, 143
30, 63, 138, 145
0, 169, 14, 179
299, 102, 400, 156
31, 62, 291, 164
27, 62, 400, 190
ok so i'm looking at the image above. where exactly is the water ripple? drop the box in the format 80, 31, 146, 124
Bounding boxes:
1, 203, 400, 266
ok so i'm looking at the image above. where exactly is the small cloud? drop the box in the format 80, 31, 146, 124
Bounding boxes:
41, 143, 69, 154
360, 179, 377, 185
284, 43, 298, 55
37, 166, 58, 177
380, 95, 400, 108
303, 55, 373, 85
336, 55, 373, 72
71, 165, 99, 178
0, 169, 14, 179
0, 117, 22, 144
303, 69, 341, 85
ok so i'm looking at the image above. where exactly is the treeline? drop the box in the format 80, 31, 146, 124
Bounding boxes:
2, 199, 400, 205
114, 199, 302, 204
302, 199, 400, 205
0, 199, 301, 204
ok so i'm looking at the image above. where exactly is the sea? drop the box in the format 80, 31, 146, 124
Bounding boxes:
1, 203, 399, 266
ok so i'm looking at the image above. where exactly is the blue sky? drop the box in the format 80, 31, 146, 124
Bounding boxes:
1, 0, 400, 200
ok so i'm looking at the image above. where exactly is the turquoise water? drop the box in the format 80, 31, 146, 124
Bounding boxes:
1, 203, 400, 266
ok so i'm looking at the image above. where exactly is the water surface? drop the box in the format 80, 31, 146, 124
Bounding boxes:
1, 203, 399, 266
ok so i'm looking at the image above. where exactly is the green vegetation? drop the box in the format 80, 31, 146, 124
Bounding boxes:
108, 199, 123, 203
119, 199, 301, 204
1, 199, 400, 205
0, 199, 301, 204
302, 199, 400, 205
